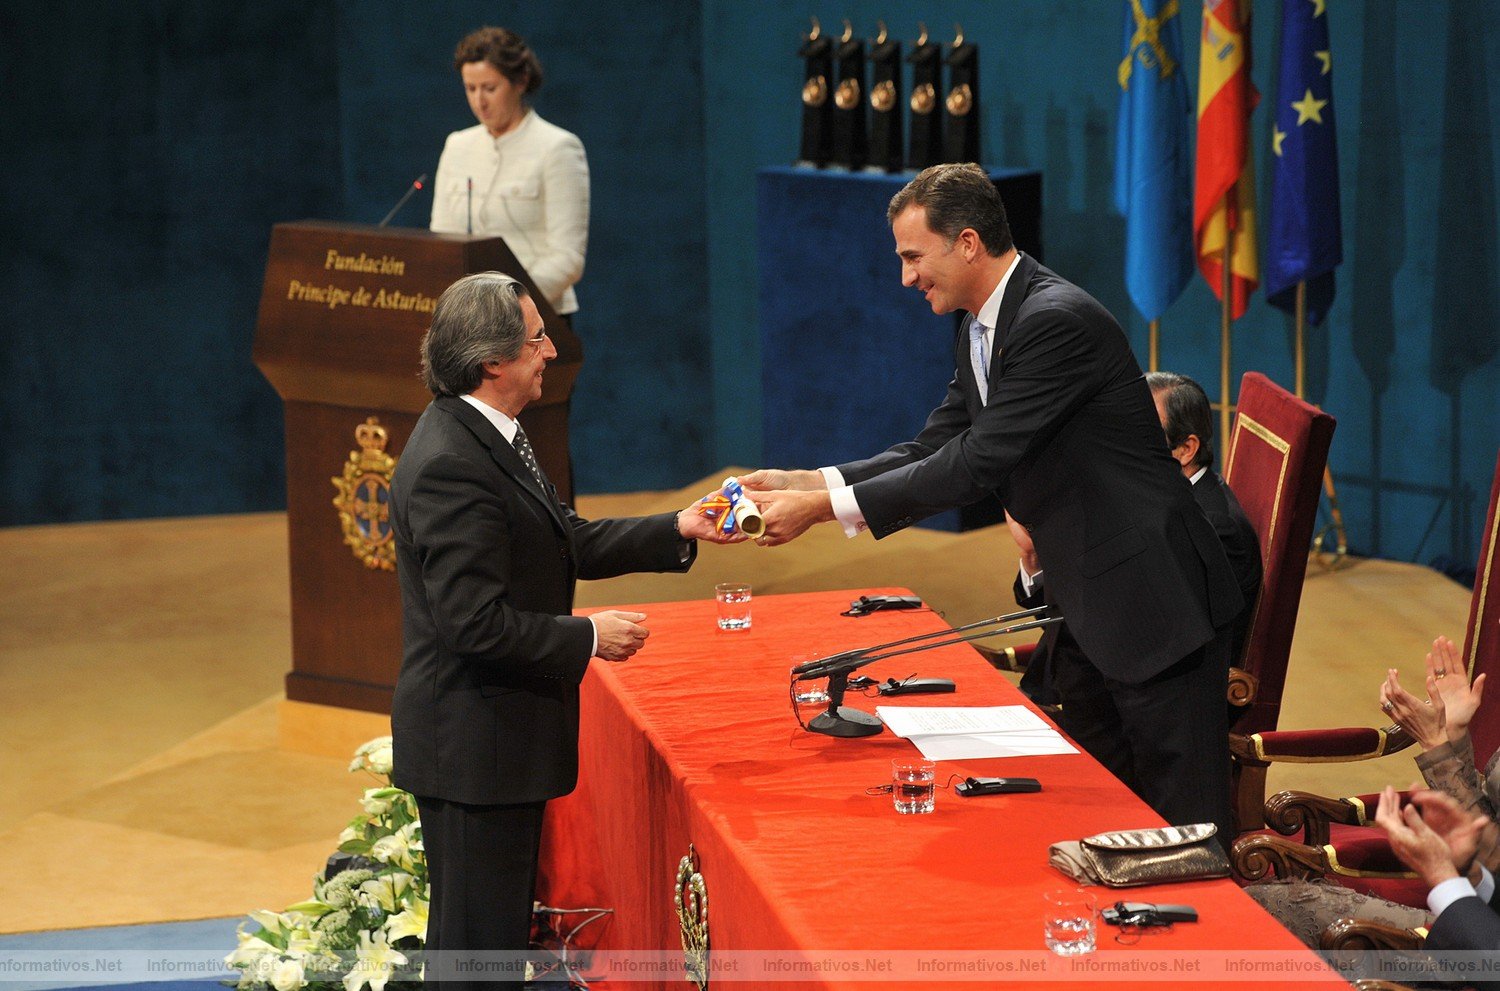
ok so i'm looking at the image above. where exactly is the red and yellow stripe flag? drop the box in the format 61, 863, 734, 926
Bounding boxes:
1193, 0, 1259, 319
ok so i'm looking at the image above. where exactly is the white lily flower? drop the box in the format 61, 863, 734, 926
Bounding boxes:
225, 933, 278, 969
342, 929, 407, 991
270, 957, 307, 991
369, 834, 406, 866
360, 789, 394, 817
247, 909, 289, 936
349, 736, 393, 772
384, 896, 428, 944
357, 872, 411, 914
365, 742, 393, 775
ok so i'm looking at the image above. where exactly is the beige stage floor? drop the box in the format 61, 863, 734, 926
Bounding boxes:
0, 471, 1473, 933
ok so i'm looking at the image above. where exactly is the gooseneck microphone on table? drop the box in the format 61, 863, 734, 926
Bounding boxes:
790, 607, 1063, 738
378, 174, 428, 228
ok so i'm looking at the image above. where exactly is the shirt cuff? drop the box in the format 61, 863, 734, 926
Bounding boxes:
827, 485, 868, 538
1428, 875, 1480, 918
1019, 562, 1043, 596
1477, 865, 1495, 903
586, 616, 599, 658
819, 467, 867, 538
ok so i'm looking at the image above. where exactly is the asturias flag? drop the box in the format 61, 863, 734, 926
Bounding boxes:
1193, 0, 1260, 320
1265, 0, 1343, 324
1114, 0, 1195, 323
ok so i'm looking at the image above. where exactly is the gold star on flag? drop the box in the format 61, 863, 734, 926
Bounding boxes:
1315, 50, 1332, 75
1272, 125, 1287, 157
1309, 0, 1327, 16
1292, 88, 1328, 125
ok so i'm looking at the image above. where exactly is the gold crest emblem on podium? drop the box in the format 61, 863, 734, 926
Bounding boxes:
331, 417, 398, 572
870, 79, 896, 113
675, 844, 710, 989
946, 83, 974, 116
802, 75, 828, 107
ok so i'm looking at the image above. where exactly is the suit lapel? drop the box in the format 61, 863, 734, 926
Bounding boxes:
968, 253, 1039, 400
988, 253, 1039, 381
436, 397, 569, 535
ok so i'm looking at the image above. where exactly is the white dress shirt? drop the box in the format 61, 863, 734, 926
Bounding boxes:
432, 111, 590, 315
823, 253, 1024, 537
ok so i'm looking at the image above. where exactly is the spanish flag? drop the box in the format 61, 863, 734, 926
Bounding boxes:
1193, 0, 1259, 319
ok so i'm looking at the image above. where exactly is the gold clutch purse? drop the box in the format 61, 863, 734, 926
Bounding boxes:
1048, 823, 1230, 888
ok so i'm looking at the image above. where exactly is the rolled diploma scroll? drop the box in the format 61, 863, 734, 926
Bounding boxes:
733, 489, 765, 537
698, 476, 767, 537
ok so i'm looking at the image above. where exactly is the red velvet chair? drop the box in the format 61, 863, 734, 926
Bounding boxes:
1221, 372, 1337, 829
1232, 450, 1500, 906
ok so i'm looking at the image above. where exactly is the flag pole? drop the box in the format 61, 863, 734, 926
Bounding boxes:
1297, 279, 1351, 569
1219, 203, 1234, 449
1148, 319, 1160, 372
1294, 281, 1306, 398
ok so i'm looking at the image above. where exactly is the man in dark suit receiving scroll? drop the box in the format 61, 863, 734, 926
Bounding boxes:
746, 163, 1243, 839
389, 271, 735, 982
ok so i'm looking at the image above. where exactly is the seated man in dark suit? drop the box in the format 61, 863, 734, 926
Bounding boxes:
1010, 373, 1261, 757
1376, 784, 1500, 980
389, 271, 740, 983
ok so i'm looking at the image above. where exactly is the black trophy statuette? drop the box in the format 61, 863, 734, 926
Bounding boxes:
797, 16, 833, 167
906, 23, 943, 171
944, 24, 980, 164
867, 21, 903, 173
830, 20, 867, 170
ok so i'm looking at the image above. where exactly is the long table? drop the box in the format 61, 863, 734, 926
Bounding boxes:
537, 589, 1350, 989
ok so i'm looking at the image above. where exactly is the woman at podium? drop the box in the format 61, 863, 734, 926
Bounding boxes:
430, 27, 589, 321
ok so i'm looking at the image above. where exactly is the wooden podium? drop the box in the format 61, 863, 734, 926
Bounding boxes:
253, 221, 581, 713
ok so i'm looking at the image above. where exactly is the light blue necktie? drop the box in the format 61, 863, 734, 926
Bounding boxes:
969, 319, 990, 403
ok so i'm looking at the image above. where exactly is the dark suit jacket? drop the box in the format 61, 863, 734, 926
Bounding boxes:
1427, 884, 1500, 987
389, 395, 693, 806
1015, 469, 1261, 704
1191, 469, 1261, 664
837, 254, 1242, 685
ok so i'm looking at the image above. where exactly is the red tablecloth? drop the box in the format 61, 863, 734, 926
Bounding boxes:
538, 589, 1350, 989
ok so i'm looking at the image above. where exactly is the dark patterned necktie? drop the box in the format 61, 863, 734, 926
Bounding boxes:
511, 423, 546, 488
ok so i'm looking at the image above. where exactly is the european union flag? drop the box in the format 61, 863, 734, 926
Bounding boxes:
1265, 0, 1343, 324
1114, 0, 1194, 323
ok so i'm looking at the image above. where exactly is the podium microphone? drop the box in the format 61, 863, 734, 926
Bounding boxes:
791, 606, 1047, 677
378, 174, 428, 228
790, 611, 1062, 738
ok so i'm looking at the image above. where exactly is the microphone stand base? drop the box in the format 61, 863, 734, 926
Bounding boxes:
808, 707, 884, 738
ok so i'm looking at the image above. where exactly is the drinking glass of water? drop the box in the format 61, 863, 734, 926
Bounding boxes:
715, 583, 752, 631
1044, 888, 1097, 956
890, 758, 936, 814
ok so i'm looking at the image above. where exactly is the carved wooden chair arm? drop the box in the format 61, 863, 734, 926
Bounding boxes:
1321, 918, 1426, 952
1263, 789, 1366, 846
1228, 665, 1259, 708
1230, 832, 1334, 883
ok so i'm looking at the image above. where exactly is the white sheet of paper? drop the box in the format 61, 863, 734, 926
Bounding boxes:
875, 704, 1051, 739
875, 705, 1076, 761
906, 731, 1078, 761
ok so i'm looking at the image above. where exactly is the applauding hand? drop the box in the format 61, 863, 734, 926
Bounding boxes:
1426, 635, 1486, 744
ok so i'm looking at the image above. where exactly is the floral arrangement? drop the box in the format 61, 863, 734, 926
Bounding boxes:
226, 737, 427, 991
